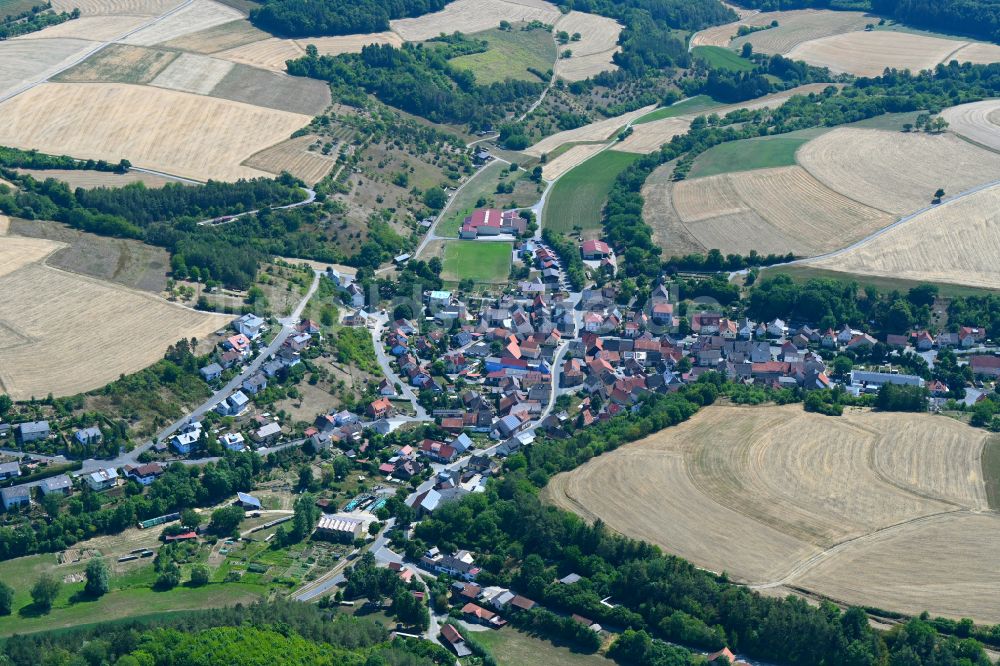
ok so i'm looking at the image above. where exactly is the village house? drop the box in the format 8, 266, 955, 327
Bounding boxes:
125, 462, 164, 485
440, 624, 471, 657
40, 474, 72, 496
216, 391, 250, 417
200, 363, 223, 382
580, 239, 612, 260
367, 397, 394, 419
74, 426, 103, 447
970, 355, 1000, 378
86, 468, 119, 491
220, 432, 247, 451
171, 421, 203, 454
242, 373, 268, 395
234, 313, 265, 339
0, 461, 20, 481
252, 421, 282, 445
1, 485, 30, 510
226, 333, 253, 356
17, 420, 49, 443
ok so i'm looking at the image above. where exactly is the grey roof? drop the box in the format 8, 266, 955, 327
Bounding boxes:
850, 370, 924, 387
559, 573, 582, 584
41, 474, 72, 492
1, 485, 30, 500
19, 420, 49, 434
237, 491, 261, 508
201, 363, 222, 376
0, 461, 20, 476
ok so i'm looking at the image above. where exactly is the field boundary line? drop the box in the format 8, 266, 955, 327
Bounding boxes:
750, 509, 971, 589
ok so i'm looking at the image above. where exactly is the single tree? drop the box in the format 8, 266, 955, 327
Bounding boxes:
933, 187, 945, 203
84, 557, 111, 598
180, 508, 200, 529
189, 564, 210, 586
31, 573, 61, 612
209, 505, 245, 536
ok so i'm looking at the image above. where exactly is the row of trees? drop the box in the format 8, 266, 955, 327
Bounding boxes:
250, 0, 450, 37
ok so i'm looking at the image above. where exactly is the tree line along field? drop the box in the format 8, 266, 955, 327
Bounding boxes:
0, 222, 228, 400
542, 404, 1000, 623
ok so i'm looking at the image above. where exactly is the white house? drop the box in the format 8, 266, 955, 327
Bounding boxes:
216, 391, 250, 417
74, 426, 103, 447
348, 283, 365, 308
766, 318, 786, 338
86, 468, 119, 491
235, 313, 265, 339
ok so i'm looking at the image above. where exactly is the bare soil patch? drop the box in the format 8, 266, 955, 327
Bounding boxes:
0, 82, 311, 182
940, 98, 1000, 152
150, 52, 234, 94
796, 127, 1000, 215
543, 404, 996, 621
55, 43, 178, 84
391, 0, 561, 42
808, 183, 1000, 289
121, 0, 243, 46
9, 218, 170, 292
244, 134, 337, 184
208, 63, 330, 115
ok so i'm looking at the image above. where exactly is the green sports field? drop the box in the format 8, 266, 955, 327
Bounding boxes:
442, 241, 512, 283
543, 149, 640, 234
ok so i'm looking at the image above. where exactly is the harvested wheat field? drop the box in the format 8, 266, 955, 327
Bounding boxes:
55, 43, 177, 84
0, 236, 66, 278
666, 166, 892, 256
51, 0, 181, 15
541, 144, 609, 180
244, 135, 337, 184
391, 0, 560, 42
808, 183, 1000, 289
15, 168, 179, 189
0, 82, 311, 181
795, 512, 1000, 622
121, 0, 243, 46
640, 162, 706, 255
552, 11, 622, 81
797, 127, 1000, 215
0, 260, 228, 399
157, 19, 269, 53
949, 40, 1000, 65
940, 98, 1000, 152
526, 104, 655, 157
730, 10, 871, 55
13, 15, 150, 41
0, 37, 97, 99
150, 52, 234, 94
543, 404, 999, 621
215, 37, 303, 71
786, 31, 1000, 77
615, 117, 691, 154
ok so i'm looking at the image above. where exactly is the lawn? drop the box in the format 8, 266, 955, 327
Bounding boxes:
0, 578, 265, 636
633, 95, 721, 125
473, 627, 615, 666
449, 25, 556, 85
438, 161, 540, 237
442, 241, 512, 283
688, 128, 828, 179
543, 149, 640, 235
691, 45, 756, 71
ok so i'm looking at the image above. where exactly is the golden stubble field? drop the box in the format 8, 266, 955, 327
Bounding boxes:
940, 98, 1000, 152
390, 0, 561, 42
0, 227, 229, 399
543, 404, 1000, 622
0, 82, 311, 181
808, 183, 1000, 289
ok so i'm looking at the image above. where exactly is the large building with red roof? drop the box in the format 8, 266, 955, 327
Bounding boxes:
459, 208, 527, 239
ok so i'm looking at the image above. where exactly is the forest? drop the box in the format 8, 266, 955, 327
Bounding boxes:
287, 41, 543, 128
602, 62, 1000, 283
0, 3, 77, 39
251, 0, 450, 37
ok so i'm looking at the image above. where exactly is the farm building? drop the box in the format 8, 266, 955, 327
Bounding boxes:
237, 491, 262, 510
314, 514, 363, 542
850, 370, 925, 392
459, 208, 526, 239
440, 624, 472, 657
1, 485, 31, 510
580, 239, 611, 259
